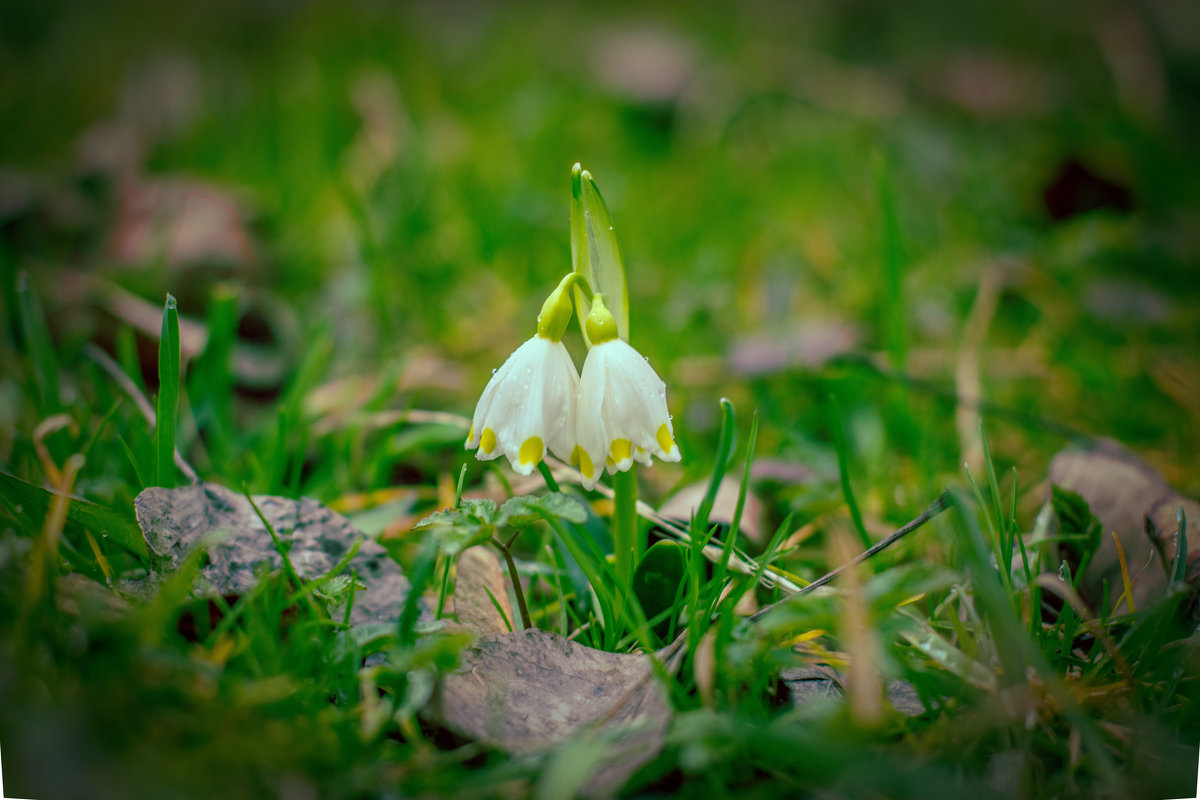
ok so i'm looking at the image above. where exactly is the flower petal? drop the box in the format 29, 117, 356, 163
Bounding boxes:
576, 338, 679, 488
467, 336, 580, 475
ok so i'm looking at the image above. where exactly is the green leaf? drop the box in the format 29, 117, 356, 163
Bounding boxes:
498, 493, 587, 528
415, 498, 499, 556
417, 494, 586, 555
632, 540, 687, 643
570, 164, 629, 345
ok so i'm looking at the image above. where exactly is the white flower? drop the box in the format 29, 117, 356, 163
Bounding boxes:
465, 335, 579, 474
574, 335, 680, 491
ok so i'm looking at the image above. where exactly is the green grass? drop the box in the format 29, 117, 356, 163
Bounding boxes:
2, 1, 1199, 798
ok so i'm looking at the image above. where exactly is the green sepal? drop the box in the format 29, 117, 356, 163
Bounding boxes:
570, 163, 629, 346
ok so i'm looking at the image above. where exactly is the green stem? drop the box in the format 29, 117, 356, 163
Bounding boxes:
612, 465, 640, 593
537, 460, 561, 493
494, 533, 533, 630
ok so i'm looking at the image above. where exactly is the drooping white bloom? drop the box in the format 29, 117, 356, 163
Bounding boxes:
465, 335, 579, 475
574, 296, 680, 490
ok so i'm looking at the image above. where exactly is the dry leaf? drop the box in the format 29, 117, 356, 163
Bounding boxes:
109, 176, 256, 268
452, 546, 513, 635
922, 53, 1051, 118
589, 25, 698, 104
429, 628, 670, 798
659, 476, 763, 545
1048, 440, 1200, 613
134, 482, 419, 628
728, 321, 859, 377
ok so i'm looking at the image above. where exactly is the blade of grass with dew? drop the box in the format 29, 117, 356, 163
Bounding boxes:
154, 294, 180, 488
829, 392, 871, 550
0, 470, 149, 559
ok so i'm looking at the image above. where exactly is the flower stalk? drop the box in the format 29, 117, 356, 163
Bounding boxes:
461, 163, 681, 638
612, 464, 640, 592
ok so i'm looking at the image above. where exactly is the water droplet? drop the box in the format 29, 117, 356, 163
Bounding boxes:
492, 368, 497, 374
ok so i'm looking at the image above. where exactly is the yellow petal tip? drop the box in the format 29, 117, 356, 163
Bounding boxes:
519, 436, 544, 467
656, 423, 675, 454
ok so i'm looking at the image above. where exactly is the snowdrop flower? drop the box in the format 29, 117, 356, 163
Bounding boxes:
465, 275, 582, 474
575, 295, 680, 490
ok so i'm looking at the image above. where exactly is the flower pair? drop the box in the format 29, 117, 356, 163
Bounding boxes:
465, 282, 679, 490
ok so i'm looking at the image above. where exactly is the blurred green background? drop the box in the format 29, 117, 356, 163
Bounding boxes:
3, 0, 1197, 503
2, 0, 1199, 796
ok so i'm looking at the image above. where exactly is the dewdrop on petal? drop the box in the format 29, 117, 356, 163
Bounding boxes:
574, 294, 680, 490
465, 275, 582, 474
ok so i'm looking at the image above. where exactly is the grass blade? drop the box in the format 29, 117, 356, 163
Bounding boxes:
1169, 506, 1188, 587
0, 470, 148, 559
829, 392, 871, 550
155, 294, 180, 488
695, 397, 737, 537
16, 271, 61, 417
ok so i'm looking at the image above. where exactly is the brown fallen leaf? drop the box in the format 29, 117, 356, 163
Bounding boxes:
589, 25, 698, 104
452, 546, 514, 635
658, 475, 763, 545
727, 321, 859, 377
428, 628, 671, 798
921, 52, 1052, 118
134, 482, 419, 628
108, 175, 257, 268
1048, 440, 1200, 614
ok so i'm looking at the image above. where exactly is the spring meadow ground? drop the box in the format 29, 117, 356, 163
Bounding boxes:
1, 2, 1199, 798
